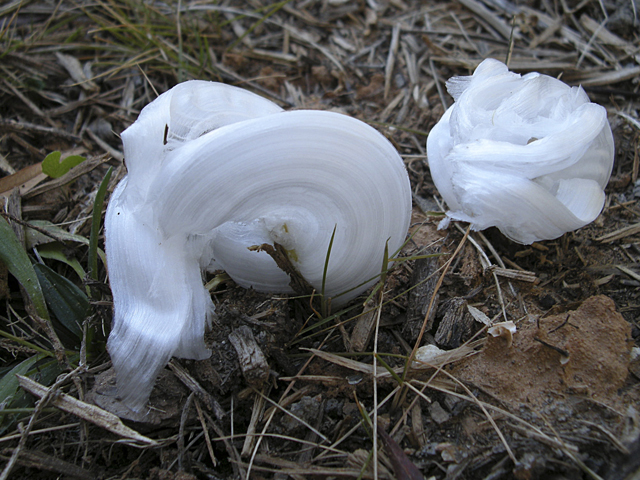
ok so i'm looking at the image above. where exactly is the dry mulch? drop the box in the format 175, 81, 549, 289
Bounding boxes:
0, 1, 639, 479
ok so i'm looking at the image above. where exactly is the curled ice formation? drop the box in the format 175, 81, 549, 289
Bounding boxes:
105, 81, 412, 410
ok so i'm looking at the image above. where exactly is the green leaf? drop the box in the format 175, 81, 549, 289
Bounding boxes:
25, 220, 91, 249
0, 216, 49, 320
34, 263, 87, 343
26, 222, 106, 286
89, 167, 113, 281
0, 354, 45, 410
36, 243, 87, 286
42, 151, 86, 178
0, 354, 70, 432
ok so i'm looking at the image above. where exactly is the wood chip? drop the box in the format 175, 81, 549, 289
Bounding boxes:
350, 296, 379, 352
435, 297, 477, 349
55, 52, 99, 91
404, 249, 441, 343
228, 325, 270, 388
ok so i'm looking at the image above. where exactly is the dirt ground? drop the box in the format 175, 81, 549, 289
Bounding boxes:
0, 0, 639, 479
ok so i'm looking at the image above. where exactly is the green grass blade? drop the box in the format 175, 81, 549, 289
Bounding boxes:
354, 396, 373, 438
0, 215, 49, 320
379, 239, 390, 286
321, 225, 338, 308
374, 353, 404, 386
89, 167, 113, 281
0, 330, 54, 358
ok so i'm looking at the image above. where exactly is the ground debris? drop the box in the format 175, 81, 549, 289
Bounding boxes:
453, 295, 632, 410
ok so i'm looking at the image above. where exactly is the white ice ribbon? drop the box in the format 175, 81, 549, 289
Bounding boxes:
105, 81, 412, 410
427, 59, 614, 244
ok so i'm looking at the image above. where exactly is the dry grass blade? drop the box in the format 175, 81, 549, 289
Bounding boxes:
248, 454, 394, 479
596, 222, 640, 242
306, 348, 377, 375
241, 387, 268, 458
168, 360, 224, 419
23, 153, 111, 199
458, 0, 521, 40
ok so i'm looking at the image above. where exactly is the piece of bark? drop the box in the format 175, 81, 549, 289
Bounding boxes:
228, 325, 270, 388
404, 247, 441, 343
350, 295, 377, 352
434, 297, 477, 349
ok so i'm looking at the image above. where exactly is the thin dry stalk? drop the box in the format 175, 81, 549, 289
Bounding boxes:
0, 423, 81, 445
195, 399, 218, 467
16, 374, 156, 446
241, 386, 269, 457
372, 291, 384, 480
